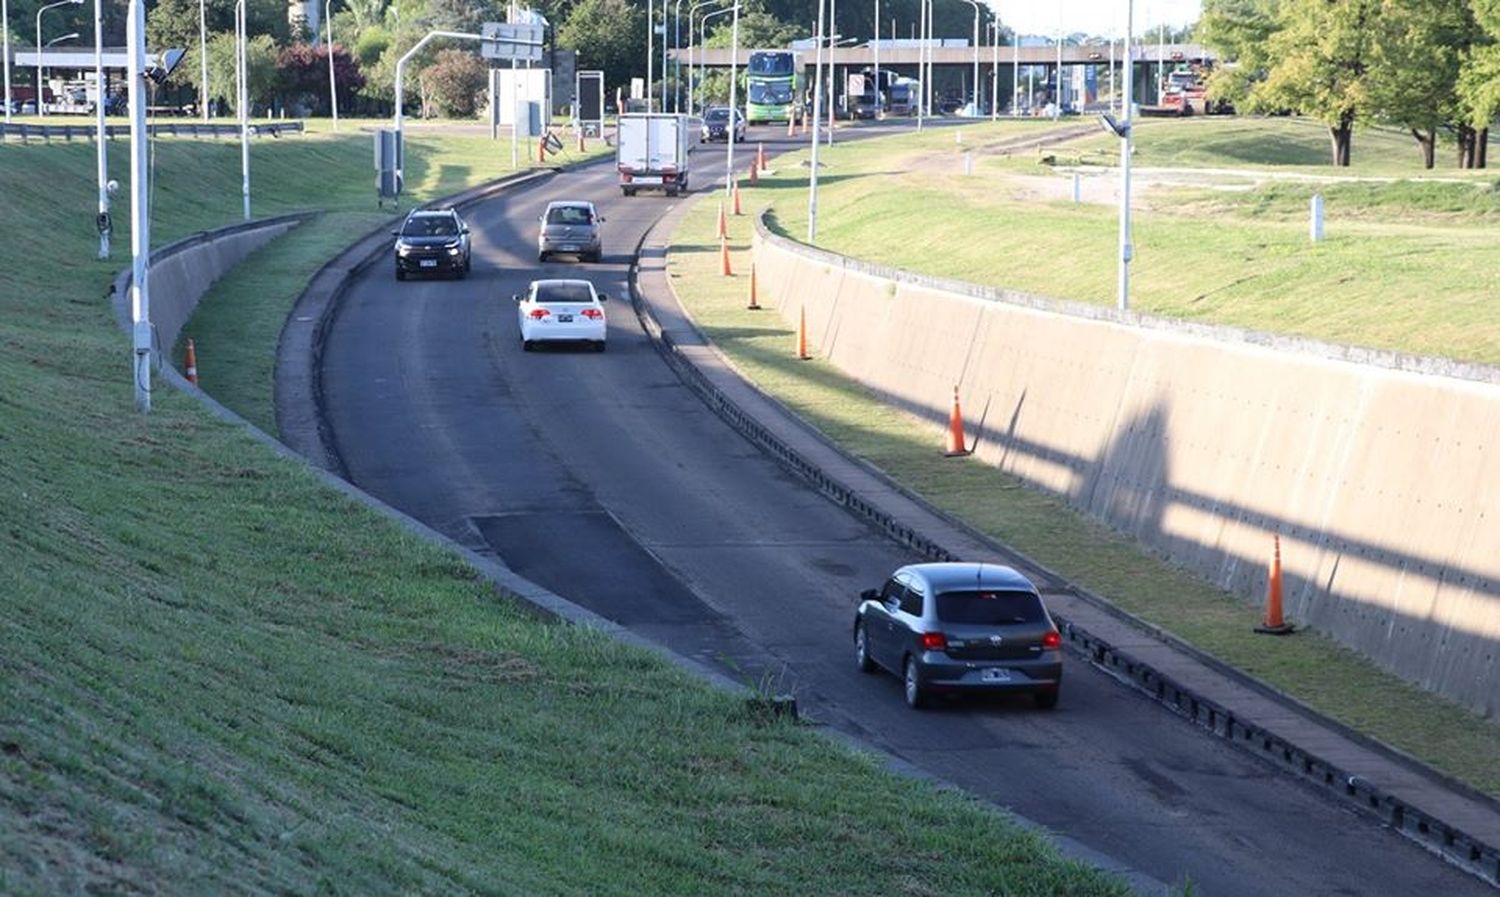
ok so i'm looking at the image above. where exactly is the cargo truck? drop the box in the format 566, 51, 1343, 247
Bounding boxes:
616, 113, 697, 197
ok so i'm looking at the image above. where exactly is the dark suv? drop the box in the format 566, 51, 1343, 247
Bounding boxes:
393, 208, 471, 280
854, 563, 1063, 709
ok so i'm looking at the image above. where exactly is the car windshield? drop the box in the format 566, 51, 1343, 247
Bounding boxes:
534, 282, 595, 304
706, 108, 730, 122
935, 590, 1045, 625
546, 206, 594, 225
403, 216, 457, 237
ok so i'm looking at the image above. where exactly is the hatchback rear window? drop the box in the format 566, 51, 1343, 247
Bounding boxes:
547, 206, 594, 225
935, 590, 1044, 625
535, 283, 595, 304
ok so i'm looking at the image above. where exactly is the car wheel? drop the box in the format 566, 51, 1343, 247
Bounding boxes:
1034, 688, 1059, 710
903, 657, 928, 709
522, 339, 534, 352
594, 340, 607, 353
855, 624, 876, 673
538, 251, 548, 262
395, 267, 406, 281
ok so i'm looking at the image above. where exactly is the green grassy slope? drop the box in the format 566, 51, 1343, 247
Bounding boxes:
0, 130, 1127, 895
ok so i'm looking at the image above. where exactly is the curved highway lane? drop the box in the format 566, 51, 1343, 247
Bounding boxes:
318, 127, 1489, 897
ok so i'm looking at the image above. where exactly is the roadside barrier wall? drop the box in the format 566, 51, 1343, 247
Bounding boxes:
753, 217, 1500, 717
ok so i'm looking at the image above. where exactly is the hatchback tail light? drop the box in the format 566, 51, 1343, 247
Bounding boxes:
1041, 630, 1062, 650
528, 308, 551, 320
581, 308, 604, 320
918, 632, 948, 652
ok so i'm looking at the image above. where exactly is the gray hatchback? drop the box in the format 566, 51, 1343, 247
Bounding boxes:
854, 562, 1063, 709
538, 200, 604, 263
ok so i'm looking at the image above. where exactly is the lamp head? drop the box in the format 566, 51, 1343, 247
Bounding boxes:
145, 47, 187, 85
1098, 111, 1129, 138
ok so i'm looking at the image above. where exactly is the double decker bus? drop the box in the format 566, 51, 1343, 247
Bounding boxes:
745, 50, 804, 124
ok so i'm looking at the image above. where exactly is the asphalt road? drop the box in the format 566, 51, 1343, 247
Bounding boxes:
317, 123, 1490, 897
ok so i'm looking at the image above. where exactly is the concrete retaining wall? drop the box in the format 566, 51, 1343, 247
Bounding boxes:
754, 218, 1500, 717
112, 214, 311, 359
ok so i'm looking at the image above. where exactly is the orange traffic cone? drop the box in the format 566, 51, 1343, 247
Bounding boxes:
576, 130, 586, 152
717, 202, 727, 239
757, 141, 767, 171
1256, 535, 1296, 634
733, 180, 743, 215
944, 386, 969, 456
787, 116, 796, 137
747, 263, 760, 310
719, 234, 732, 277
796, 305, 810, 359
537, 134, 547, 164
749, 161, 758, 186
183, 339, 198, 385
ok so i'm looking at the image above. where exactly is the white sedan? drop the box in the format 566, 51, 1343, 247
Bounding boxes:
516, 278, 610, 352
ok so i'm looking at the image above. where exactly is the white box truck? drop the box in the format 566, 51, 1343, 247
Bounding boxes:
615, 113, 697, 196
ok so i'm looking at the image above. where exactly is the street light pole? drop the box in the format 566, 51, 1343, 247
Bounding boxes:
126, 0, 151, 411
806, 0, 825, 244
393, 31, 485, 186
94, 0, 108, 257
962, 0, 978, 115
662, 0, 669, 112
235, 0, 249, 219
723, 2, 737, 199
36, 0, 83, 117
647, 0, 654, 110
1118, 0, 1134, 313
199, 0, 207, 120
990, 19, 997, 121
915, 0, 924, 130
3, 0, 12, 123
687, 0, 728, 116
700, 4, 735, 109
873, 0, 879, 118
326, 0, 338, 129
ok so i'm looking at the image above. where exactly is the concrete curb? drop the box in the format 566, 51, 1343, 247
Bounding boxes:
629, 192, 1500, 890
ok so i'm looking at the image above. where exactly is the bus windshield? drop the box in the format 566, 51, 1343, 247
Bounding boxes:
748, 52, 794, 77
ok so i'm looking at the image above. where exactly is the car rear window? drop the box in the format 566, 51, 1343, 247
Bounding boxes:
547, 206, 593, 225
535, 283, 595, 304
935, 590, 1044, 625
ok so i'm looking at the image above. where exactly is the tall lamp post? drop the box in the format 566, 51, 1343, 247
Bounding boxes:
36, 0, 83, 117
989, 18, 997, 120
3, 0, 13, 123
699, 4, 735, 111
722, 2, 738, 199
1011, 10, 1019, 116
94, 0, 108, 257
806, 0, 825, 244
1102, 0, 1134, 313
326, 0, 338, 129
687, 0, 730, 116
236, 0, 248, 219
915, 0, 925, 130
962, 0, 979, 115
199, 0, 207, 119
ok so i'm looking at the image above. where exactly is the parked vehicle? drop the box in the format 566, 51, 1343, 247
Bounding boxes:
392, 208, 471, 280
538, 200, 604, 263
699, 106, 746, 143
616, 113, 696, 197
515, 279, 609, 352
854, 562, 1063, 709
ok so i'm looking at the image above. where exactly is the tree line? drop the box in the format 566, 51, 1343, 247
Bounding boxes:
1200, 0, 1500, 167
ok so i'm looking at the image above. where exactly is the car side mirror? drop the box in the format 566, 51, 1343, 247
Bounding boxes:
598, 294, 610, 303
512, 294, 521, 303
860, 588, 879, 603
461, 225, 470, 234
390, 230, 400, 236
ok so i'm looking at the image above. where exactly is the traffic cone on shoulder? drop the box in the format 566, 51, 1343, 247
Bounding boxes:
757, 141, 767, 172
576, 130, 586, 152
719, 234, 732, 276
796, 305, 811, 359
944, 386, 969, 456
747, 263, 761, 310
183, 339, 199, 385
1256, 535, 1296, 635
787, 116, 796, 137
749, 161, 759, 186
537, 134, 547, 164
717, 201, 727, 239
732, 179, 743, 215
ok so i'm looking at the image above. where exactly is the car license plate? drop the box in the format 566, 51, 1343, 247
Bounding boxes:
562, 245, 579, 252
981, 669, 1012, 683
633, 176, 662, 184
419, 259, 437, 268
557, 314, 573, 323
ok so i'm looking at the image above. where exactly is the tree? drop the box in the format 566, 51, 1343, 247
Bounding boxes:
1367, 0, 1473, 169
277, 42, 366, 116
1197, 0, 1282, 109
1251, 0, 1380, 166
418, 47, 488, 117
558, 0, 645, 99
202, 30, 279, 114
1455, 0, 1500, 167
147, 0, 290, 53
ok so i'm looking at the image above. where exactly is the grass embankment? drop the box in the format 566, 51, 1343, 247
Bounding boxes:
667, 120, 1500, 796
771, 118, 1500, 365
0, 128, 1128, 893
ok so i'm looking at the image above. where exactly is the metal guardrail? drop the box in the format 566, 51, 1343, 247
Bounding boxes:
0, 120, 305, 144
